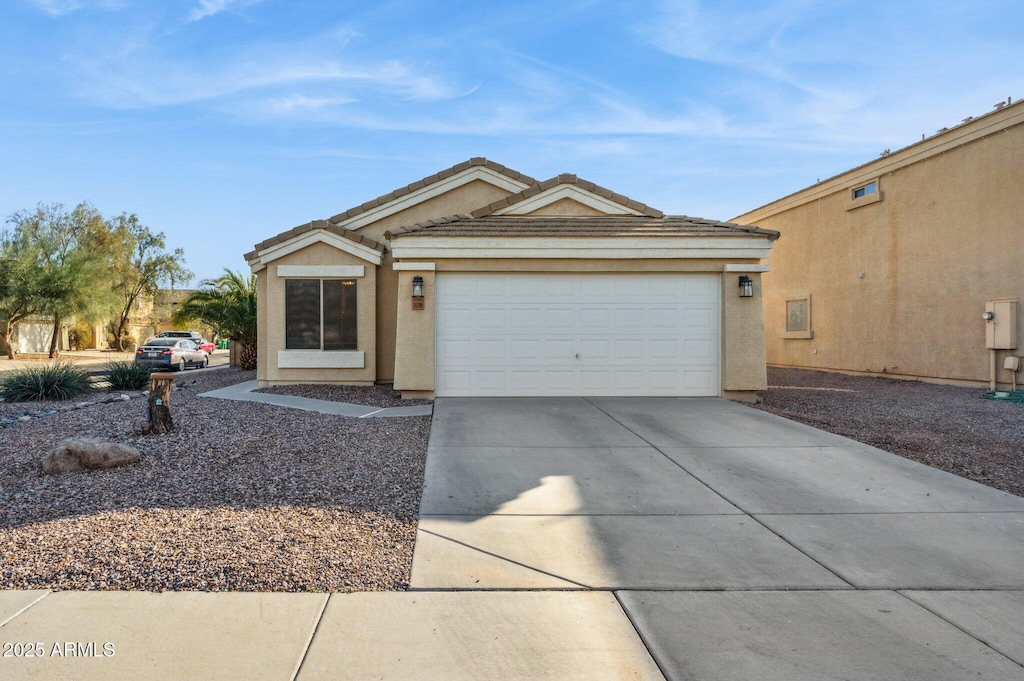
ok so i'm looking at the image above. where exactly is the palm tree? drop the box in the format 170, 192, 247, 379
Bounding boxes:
172, 269, 257, 370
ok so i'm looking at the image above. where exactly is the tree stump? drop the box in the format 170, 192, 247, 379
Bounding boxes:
143, 372, 176, 435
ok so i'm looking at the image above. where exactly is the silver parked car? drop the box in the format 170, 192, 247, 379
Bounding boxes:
135, 338, 209, 371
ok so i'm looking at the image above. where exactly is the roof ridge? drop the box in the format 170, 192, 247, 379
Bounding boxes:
470, 174, 664, 218
327, 158, 537, 225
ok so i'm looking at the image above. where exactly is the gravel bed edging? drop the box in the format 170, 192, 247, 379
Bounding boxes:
750, 367, 1024, 498
254, 383, 433, 408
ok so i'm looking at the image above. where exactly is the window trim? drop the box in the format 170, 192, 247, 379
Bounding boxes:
782, 294, 814, 339
845, 178, 883, 211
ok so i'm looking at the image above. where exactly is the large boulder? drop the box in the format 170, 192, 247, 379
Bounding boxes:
41, 438, 141, 475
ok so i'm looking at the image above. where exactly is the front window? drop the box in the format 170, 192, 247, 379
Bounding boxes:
285, 279, 357, 350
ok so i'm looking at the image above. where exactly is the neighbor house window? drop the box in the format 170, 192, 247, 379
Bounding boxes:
285, 279, 357, 350
786, 299, 808, 332
783, 295, 813, 339
852, 181, 877, 199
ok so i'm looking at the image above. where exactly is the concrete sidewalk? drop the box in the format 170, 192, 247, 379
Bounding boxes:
0, 591, 663, 681
198, 380, 433, 418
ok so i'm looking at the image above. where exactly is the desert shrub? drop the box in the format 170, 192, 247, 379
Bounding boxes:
105, 360, 154, 391
69, 319, 95, 351
0, 362, 93, 402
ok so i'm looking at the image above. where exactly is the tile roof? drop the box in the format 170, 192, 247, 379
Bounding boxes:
384, 215, 780, 240
245, 220, 386, 262
470, 174, 664, 218
327, 157, 537, 224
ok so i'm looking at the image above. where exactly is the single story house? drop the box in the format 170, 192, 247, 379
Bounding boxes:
733, 99, 1023, 389
246, 159, 779, 400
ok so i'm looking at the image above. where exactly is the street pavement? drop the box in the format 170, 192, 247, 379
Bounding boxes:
0, 350, 231, 374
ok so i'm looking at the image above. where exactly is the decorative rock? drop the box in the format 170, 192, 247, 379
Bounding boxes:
18, 416, 32, 422
41, 438, 142, 475
120, 394, 130, 401
75, 402, 91, 409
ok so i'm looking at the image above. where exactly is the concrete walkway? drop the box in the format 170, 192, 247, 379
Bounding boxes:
197, 380, 434, 418
2, 397, 1023, 680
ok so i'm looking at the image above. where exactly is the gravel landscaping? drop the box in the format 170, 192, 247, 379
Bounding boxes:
753, 367, 1024, 497
0, 368, 431, 591
254, 382, 432, 408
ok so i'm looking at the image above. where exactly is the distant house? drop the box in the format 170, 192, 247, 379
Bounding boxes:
246, 159, 779, 399
8, 315, 71, 354
733, 99, 1023, 389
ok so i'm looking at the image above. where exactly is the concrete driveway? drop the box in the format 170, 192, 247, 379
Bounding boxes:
412, 397, 1024, 680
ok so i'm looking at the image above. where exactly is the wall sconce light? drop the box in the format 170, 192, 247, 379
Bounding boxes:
738, 275, 754, 298
411, 275, 424, 310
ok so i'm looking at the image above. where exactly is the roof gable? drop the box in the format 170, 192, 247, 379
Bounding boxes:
246, 221, 385, 272
330, 157, 536, 230
471, 174, 664, 218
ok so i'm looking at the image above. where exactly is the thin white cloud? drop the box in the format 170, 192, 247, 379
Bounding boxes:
187, 0, 263, 23
21, 0, 125, 15
21, 0, 86, 15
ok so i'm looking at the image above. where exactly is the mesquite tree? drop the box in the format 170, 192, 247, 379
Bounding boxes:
108, 214, 191, 351
8, 203, 120, 358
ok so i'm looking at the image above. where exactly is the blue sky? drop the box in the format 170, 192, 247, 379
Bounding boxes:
2, 0, 1022, 283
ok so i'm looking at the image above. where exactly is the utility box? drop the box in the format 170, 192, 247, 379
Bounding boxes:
986, 299, 1018, 349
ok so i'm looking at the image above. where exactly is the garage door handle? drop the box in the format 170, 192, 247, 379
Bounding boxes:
575, 353, 580, 359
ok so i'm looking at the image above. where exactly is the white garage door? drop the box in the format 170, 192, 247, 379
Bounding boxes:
435, 273, 720, 397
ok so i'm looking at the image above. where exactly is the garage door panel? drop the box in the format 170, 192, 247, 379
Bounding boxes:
545, 308, 576, 328
580, 308, 610, 329
684, 369, 716, 391
441, 307, 472, 329
510, 307, 543, 328
683, 308, 715, 331
436, 274, 720, 397
614, 308, 645, 327
544, 339, 575, 358
684, 339, 715, 361
545, 370, 576, 390
545, 278, 577, 298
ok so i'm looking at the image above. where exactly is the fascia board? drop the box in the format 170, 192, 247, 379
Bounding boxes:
391, 236, 774, 260
255, 231, 383, 266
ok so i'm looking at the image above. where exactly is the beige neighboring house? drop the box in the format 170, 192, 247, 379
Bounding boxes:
245, 159, 779, 400
734, 99, 1024, 389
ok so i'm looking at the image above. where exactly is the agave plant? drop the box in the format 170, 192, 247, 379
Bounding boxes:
105, 360, 154, 391
0, 362, 93, 401
172, 269, 257, 370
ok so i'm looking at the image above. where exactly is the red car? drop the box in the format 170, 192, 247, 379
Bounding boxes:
195, 339, 216, 354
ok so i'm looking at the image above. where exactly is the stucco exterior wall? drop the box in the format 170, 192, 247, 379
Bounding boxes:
257, 270, 268, 380
721, 272, 768, 396
524, 197, 608, 216
260, 241, 377, 386
734, 105, 1024, 387
393, 270, 436, 391
347, 179, 516, 381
